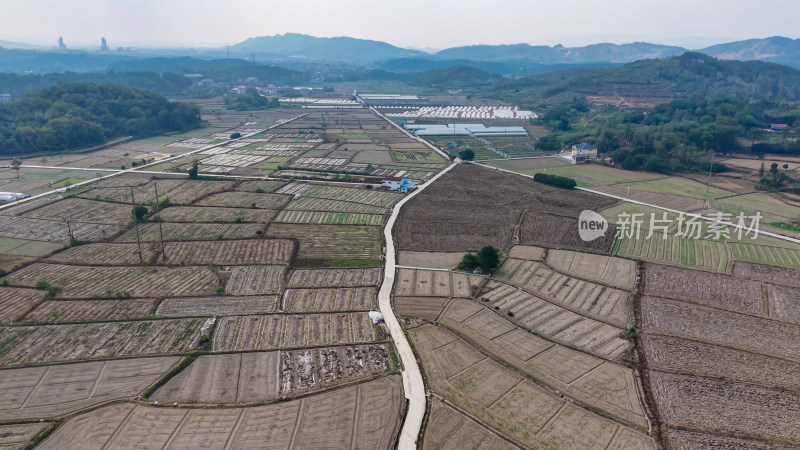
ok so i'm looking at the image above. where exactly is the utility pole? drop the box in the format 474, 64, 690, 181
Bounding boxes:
706, 150, 715, 194
130, 186, 144, 264
153, 181, 166, 259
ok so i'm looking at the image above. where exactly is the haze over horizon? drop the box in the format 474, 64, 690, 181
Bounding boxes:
2, 0, 799, 50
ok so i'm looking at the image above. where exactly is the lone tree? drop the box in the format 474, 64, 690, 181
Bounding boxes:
477, 246, 500, 272
458, 246, 501, 273
188, 160, 199, 179
10, 158, 22, 179
459, 149, 475, 161
457, 253, 479, 271
230, 132, 242, 139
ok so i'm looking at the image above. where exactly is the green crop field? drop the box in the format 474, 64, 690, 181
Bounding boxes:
729, 242, 800, 269
490, 160, 663, 186
613, 177, 732, 200
712, 193, 800, 223
614, 231, 730, 272
52, 178, 90, 188
258, 156, 291, 171
275, 210, 384, 226
266, 223, 382, 267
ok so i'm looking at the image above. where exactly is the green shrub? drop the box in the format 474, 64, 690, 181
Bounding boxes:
131, 204, 148, 222
457, 253, 479, 271
533, 172, 577, 189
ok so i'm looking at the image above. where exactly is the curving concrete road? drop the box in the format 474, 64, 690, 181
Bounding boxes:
378, 162, 458, 449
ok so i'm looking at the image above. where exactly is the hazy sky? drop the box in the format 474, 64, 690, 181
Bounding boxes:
2, 0, 799, 50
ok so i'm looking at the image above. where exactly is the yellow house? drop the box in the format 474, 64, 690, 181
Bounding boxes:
571, 143, 598, 159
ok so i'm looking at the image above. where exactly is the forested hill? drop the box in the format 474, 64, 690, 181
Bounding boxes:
0, 83, 201, 157
490, 52, 800, 106
0, 71, 194, 97
409, 66, 505, 88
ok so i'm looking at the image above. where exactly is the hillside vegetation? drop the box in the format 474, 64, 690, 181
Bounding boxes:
491, 52, 800, 106
0, 83, 201, 157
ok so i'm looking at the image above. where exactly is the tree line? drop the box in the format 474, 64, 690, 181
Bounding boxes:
0, 83, 201, 157
533, 95, 800, 173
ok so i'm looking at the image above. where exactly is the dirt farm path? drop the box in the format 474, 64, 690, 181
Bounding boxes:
379, 161, 457, 449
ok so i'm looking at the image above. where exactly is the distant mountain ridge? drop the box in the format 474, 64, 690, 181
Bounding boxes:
700, 36, 800, 68
434, 42, 687, 63
228, 33, 425, 63
2, 33, 800, 75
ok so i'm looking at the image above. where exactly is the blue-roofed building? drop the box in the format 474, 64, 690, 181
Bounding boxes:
382, 178, 418, 193
771, 123, 789, 131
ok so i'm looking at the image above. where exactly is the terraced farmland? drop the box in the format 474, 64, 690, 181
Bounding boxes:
394, 268, 483, 298
0, 318, 210, 367
0, 357, 179, 420
284, 197, 387, 214
156, 295, 278, 317
733, 261, 800, 286
480, 280, 630, 360
266, 224, 382, 266
283, 287, 376, 312
410, 324, 652, 449
22, 198, 133, 224
45, 243, 158, 265
0, 287, 43, 324
5, 263, 219, 298
160, 239, 295, 265
194, 191, 291, 209
493, 258, 631, 327
424, 399, 516, 450
614, 231, 730, 272
78, 179, 237, 205
224, 265, 284, 295
287, 268, 381, 287
275, 210, 384, 225
303, 185, 402, 207
0, 215, 122, 243
37, 376, 403, 450
440, 299, 648, 427
546, 249, 636, 290
155, 206, 277, 223
213, 313, 381, 351
114, 222, 264, 242
729, 241, 800, 269
22, 299, 157, 323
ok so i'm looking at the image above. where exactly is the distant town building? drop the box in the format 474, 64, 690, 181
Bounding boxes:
771, 123, 789, 131
382, 178, 418, 193
255, 84, 278, 95
230, 85, 248, 95
0, 94, 11, 104
571, 143, 598, 159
